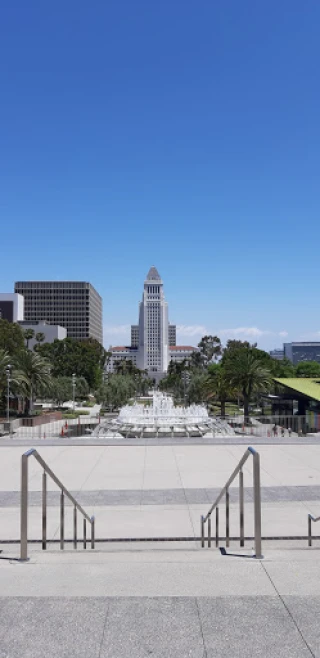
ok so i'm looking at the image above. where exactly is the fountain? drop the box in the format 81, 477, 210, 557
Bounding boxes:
93, 392, 235, 438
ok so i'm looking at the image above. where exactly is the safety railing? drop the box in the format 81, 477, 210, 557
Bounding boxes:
20, 448, 95, 560
200, 447, 262, 558
308, 513, 320, 546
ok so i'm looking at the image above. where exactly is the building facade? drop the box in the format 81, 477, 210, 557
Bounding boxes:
0, 293, 24, 323
108, 267, 197, 379
284, 342, 320, 365
269, 349, 285, 360
14, 281, 103, 344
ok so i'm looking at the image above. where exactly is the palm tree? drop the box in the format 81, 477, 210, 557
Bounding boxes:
0, 349, 11, 402
224, 348, 272, 423
15, 350, 52, 414
35, 332, 45, 351
24, 328, 35, 350
204, 366, 235, 418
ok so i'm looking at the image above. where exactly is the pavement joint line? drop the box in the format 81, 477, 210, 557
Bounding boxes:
260, 560, 316, 658
139, 444, 148, 506
172, 444, 195, 537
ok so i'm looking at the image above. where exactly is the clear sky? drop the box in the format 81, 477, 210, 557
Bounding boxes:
1, 1, 319, 351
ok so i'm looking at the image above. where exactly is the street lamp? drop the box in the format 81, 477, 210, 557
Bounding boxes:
72, 373, 76, 411
6, 365, 11, 424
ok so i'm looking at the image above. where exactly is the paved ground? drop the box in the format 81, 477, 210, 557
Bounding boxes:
1, 434, 319, 446
1, 440, 320, 656
1, 550, 320, 656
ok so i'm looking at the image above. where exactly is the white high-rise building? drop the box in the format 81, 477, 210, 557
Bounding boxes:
137, 266, 169, 373
108, 267, 197, 380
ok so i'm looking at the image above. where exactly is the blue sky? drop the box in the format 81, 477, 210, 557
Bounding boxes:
1, 1, 319, 351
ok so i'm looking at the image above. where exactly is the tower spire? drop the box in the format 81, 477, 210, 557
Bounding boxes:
146, 266, 161, 281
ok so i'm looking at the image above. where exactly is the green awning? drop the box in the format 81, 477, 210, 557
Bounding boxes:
274, 378, 320, 402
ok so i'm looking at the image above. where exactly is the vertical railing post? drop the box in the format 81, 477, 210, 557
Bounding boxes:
201, 515, 205, 548
73, 506, 77, 549
226, 489, 230, 548
253, 451, 263, 558
83, 518, 87, 549
308, 515, 312, 547
60, 491, 64, 550
215, 507, 219, 547
91, 517, 95, 549
20, 454, 29, 560
42, 471, 47, 550
208, 515, 211, 548
239, 469, 245, 547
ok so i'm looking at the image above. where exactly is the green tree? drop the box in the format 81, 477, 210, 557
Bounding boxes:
24, 328, 35, 350
15, 350, 52, 414
0, 349, 11, 406
0, 319, 25, 357
96, 374, 136, 410
271, 357, 295, 378
34, 332, 46, 351
198, 335, 222, 364
50, 375, 89, 406
224, 346, 272, 422
295, 361, 320, 378
204, 363, 235, 417
186, 372, 208, 404
39, 337, 107, 389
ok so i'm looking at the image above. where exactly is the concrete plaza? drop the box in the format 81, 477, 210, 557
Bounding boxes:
1, 438, 320, 656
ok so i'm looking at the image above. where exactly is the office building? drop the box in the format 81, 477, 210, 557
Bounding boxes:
14, 281, 103, 344
284, 342, 320, 365
108, 267, 197, 379
269, 349, 285, 360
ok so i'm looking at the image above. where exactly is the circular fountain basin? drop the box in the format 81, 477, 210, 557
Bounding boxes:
93, 393, 235, 439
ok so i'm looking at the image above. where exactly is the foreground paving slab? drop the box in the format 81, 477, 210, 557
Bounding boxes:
0, 595, 316, 658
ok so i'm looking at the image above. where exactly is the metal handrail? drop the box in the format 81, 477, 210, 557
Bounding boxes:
20, 448, 95, 560
308, 513, 320, 546
200, 447, 262, 558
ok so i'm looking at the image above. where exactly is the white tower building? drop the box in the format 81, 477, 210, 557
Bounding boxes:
107, 266, 197, 381
137, 267, 169, 375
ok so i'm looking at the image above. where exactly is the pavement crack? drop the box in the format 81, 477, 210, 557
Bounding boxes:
260, 561, 316, 658
195, 598, 208, 658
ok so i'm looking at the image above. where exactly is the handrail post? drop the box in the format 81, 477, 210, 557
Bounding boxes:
253, 451, 263, 558
73, 506, 77, 549
226, 489, 230, 548
83, 518, 87, 549
215, 507, 219, 547
20, 454, 29, 560
201, 515, 205, 548
91, 517, 95, 549
208, 515, 211, 548
42, 471, 47, 550
60, 491, 65, 550
308, 515, 312, 547
239, 469, 244, 547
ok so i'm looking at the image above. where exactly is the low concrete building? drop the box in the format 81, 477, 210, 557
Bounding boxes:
0, 293, 24, 322
169, 345, 198, 364
18, 320, 67, 349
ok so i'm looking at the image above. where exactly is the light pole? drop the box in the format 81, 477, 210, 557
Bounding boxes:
6, 365, 11, 424
72, 373, 76, 412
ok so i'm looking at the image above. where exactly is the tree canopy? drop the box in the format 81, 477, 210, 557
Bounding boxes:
0, 320, 25, 357
38, 337, 108, 389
